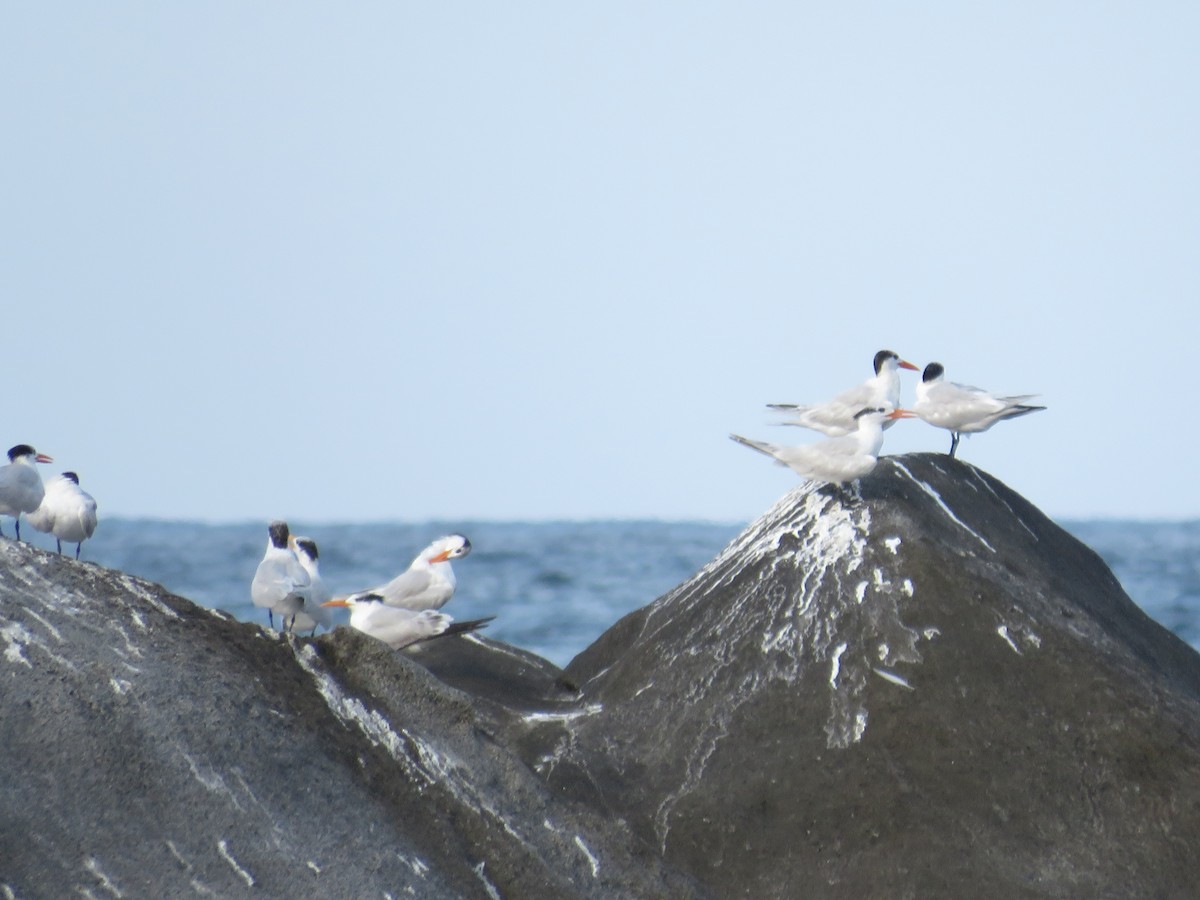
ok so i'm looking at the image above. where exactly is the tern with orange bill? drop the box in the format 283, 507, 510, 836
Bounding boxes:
0, 444, 53, 540
768, 349, 920, 436
339, 534, 471, 612
322, 595, 493, 650
732, 406, 915, 483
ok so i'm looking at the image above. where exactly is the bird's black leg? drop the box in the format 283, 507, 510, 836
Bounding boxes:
14, 519, 20, 541
56, 538, 63, 555
75, 543, 82, 560
949, 432, 960, 458
268, 610, 275, 629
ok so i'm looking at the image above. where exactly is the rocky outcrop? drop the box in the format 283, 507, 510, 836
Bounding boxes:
0, 543, 698, 898
538, 453, 1200, 898
2, 452, 1199, 898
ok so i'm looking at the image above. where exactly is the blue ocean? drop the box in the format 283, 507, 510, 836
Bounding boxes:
21, 517, 1200, 668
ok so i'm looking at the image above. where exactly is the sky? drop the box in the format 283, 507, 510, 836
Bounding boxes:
3, 4, 1198, 524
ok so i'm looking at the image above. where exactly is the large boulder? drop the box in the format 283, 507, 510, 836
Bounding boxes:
2, 452, 1198, 898
538, 453, 1200, 898
0, 541, 698, 898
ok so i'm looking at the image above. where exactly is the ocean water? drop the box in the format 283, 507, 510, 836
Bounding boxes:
18, 517, 1200, 668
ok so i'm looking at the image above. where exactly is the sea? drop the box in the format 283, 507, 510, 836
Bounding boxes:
19, 518, 1200, 669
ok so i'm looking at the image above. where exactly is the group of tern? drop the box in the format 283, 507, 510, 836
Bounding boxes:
1, 351, 1043, 652
731, 350, 1045, 484
250, 521, 492, 650
0, 444, 98, 558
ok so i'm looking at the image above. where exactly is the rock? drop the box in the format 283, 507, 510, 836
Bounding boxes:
3, 452, 1199, 898
0, 541, 700, 898
542, 453, 1200, 898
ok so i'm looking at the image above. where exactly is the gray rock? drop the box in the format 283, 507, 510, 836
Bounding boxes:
545, 453, 1200, 898
2, 452, 1199, 898
0, 541, 699, 898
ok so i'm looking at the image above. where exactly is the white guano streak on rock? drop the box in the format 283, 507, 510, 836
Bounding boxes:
23, 607, 63, 642
397, 852, 430, 877
473, 862, 502, 900
997, 625, 1023, 655
1, 620, 78, 671
649, 487, 884, 849
891, 461, 996, 553
968, 466, 1040, 541
216, 840, 255, 888
84, 857, 124, 898
294, 645, 540, 855
574, 835, 601, 877
829, 642, 848, 688
1, 622, 33, 668
293, 646, 437, 788
873, 667, 914, 690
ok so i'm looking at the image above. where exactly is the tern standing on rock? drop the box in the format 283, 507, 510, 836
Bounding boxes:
732, 407, 915, 483
768, 349, 920, 436
340, 534, 472, 612
0, 444, 53, 541
250, 520, 311, 630
27, 471, 98, 559
912, 362, 1045, 458
289, 536, 335, 635
322, 595, 493, 650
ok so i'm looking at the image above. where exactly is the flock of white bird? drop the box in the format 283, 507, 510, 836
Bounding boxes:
0, 350, 1043, 652
731, 350, 1045, 483
0, 445, 97, 558
249, 520, 491, 648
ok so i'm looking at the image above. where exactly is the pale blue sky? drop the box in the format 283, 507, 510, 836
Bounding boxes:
4, 4, 1198, 523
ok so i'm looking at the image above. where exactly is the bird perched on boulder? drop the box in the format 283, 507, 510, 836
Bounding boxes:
0, 444, 53, 541
912, 362, 1045, 458
732, 407, 914, 483
768, 349, 919, 436
250, 520, 311, 631
27, 471, 98, 559
288, 536, 335, 635
340, 534, 472, 612
322, 594, 493, 650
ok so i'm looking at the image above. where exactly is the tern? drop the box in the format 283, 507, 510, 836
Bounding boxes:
27, 471, 98, 559
250, 520, 311, 630
0, 444, 53, 540
768, 349, 920, 436
289, 536, 335, 635
341, 534, 472, 612
912, 362, 1045, 458
731, 407, 914, 483
321, 595, 494, 650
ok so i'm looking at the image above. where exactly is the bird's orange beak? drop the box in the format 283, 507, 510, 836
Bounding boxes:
322, 598, 350, 607
35, 454, 53, 464
898, 360, 919, 371
428, 550, 452, 564
888, 408, 917, 419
